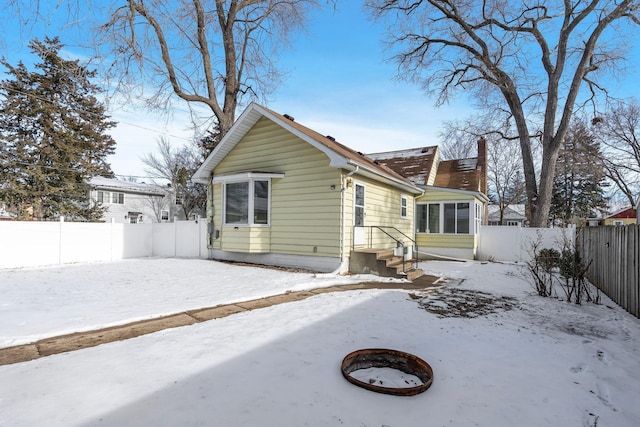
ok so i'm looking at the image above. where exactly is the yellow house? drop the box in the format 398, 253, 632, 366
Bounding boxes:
603, 206, 637, 226
192, 103, 488, 275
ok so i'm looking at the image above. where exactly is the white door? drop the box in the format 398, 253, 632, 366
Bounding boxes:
354, 183, 366, 245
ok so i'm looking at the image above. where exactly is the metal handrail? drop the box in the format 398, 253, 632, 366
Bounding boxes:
357, 225, 419, 274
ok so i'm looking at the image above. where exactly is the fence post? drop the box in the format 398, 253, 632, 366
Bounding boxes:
58, 216, 64, 265
110, 218, 115, 262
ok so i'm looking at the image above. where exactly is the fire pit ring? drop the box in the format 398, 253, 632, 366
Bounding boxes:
341, 348, 433, 396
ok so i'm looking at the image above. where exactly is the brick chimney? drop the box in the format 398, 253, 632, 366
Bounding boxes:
477, 137, 488, 195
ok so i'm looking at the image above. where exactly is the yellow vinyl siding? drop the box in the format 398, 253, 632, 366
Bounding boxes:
415, 189, 485, 252
349, 176, 414, 250
426, 149, 440, 186
210, 182, 223, 250
212, 117, 342, 257
416, 188, 472, 203
220, 227, 270, 253
603, 218, 636, 226
416, 233, 477, 250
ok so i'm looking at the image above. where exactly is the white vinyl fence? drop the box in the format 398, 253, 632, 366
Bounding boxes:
0, 218, 208, 269
477, 225, 575, 262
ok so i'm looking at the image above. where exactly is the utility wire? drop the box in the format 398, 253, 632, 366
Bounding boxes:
0, 85, 196, 142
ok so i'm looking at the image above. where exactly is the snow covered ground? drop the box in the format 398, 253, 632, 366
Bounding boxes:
1, 258, 639, 426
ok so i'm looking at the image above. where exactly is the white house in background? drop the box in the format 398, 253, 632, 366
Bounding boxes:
487, 204, 527, 226
88, 176, 180, 224
0, 204, 16, 221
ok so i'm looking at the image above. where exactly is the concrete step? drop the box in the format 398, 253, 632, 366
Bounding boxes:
385, 256, 404, 267
375, 249, 395, 260
392, 261, 417, 274
350, 249, 420, 280
406, 268, 424, 281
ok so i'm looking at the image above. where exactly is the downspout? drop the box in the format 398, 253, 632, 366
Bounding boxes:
208, 175, 215, 247
340, 166, 360, 270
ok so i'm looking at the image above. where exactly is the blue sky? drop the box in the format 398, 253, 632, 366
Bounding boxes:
1, 2, 639, 180
1, 2, 474, 179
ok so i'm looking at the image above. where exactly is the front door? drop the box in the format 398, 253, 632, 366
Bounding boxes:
354, 183, 366, 246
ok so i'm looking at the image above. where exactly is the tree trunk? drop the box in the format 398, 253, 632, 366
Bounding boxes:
533, 145, 562, 227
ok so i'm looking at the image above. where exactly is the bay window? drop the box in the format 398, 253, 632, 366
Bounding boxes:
222, 177, 274, 226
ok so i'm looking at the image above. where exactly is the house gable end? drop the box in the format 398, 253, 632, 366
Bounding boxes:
192, 103, 421, 194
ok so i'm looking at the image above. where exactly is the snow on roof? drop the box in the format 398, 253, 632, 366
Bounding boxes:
487, 204, 527, 219
367, 146, 436, 160
89, 176, 167, 195
457, 158, 478, 171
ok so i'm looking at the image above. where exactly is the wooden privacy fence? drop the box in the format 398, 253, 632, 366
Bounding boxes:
577, 225, 639, 318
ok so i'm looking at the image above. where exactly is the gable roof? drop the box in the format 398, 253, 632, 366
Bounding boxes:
369, 146, 487, 194
192, 103, 423, 194
433, 158, 484, 192
89, 176, 167, 197
367, 146, 438, 186
487, 204, 527, 221
606, 206, 637, 219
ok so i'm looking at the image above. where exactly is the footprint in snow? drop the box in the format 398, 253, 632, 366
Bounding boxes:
596, 350, 611, 366
570, 364, 586, 373
595, 381, 615, 410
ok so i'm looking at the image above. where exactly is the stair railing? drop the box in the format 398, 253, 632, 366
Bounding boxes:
356, 226, 419, 274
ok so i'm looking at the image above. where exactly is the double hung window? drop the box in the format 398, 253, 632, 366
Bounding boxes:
224, 179, 270, 225
97, 191, 124, 204
400, 195, 408, 218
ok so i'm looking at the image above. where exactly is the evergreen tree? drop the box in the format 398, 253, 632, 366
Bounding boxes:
550, 119, 609, 225
0, 37, 116, 221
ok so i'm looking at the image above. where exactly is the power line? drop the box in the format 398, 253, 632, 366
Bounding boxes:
0, 85, 196, 142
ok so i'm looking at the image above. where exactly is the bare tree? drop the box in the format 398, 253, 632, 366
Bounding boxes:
488, 138, 527, 224
6, 1, 326, 143
368, 0, 640, 226
440, 116, 526, 223
595, 99, 640, 206
96, 0, 325, 139
438, 117, 478, 160
142, 137, 206, 220
144, 193, 170, 223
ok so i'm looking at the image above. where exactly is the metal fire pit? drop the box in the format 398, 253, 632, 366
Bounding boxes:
341, 348, 433, 396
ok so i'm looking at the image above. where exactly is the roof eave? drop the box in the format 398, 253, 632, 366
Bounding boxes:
420, 184, 490, 202
348, 160, 423, 195
191, 103, 422, 195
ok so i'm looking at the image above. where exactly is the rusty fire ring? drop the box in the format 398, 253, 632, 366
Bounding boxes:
341, 348, 433, 396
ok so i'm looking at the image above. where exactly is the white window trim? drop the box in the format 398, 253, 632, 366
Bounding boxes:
213, 172, 284, 183
416, 200, 480, 235
353, 181, 366, 227
400, 194, 409, 219
97, 190, 124, 205
214, 172, 283, 227
222, 178, 273, 227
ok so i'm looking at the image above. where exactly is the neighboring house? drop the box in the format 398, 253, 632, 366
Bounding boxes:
0, 204, 16, 221
192, 102, 488, 274
88, 176, 181, 224
587, 204, 637, 226
487, 204, 527, 226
